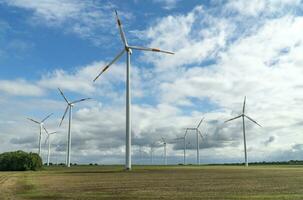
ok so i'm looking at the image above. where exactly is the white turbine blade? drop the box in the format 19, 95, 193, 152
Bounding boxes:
197, 117, 204, 128
59, 105, 69, 127
71, 98, 92, 104
242, 96, 246, 114
115, 10, 128, 46
49, 131, 58, 135
129, 46, 174, 55
184, 129, 189, 137
245, 115, 262, 127
44, 134, 50, 145
41, 113, 53, 123
27, 118, 40, 124
93, 49, 125, 82
198, 130, 204, 139
224, 115, 242, 123
58, 88, 69, 103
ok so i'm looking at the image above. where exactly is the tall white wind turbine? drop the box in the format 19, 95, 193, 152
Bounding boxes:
93, 10, 174, 171
27, 113, 53, 156
187, 117, 204, 165
224, 96, 262, 167
58, 88, 91, 167
43, 126, 58, 166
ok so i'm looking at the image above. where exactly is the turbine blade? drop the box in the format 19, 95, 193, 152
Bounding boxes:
245, 115, 262, 127
93, 49, 125, 82
41, 113, 53, 123
115, 10, 128, 46
71, 98, 92, 104
27, 118, 40, 124
58, 88, 69, 103
129, 46, 174, 55
49, 131, 57, 135
197, 117, 204, 128
184, 129, 189, 137
44, 134, 50, 145
242, 96, 246, 114
224, 115, 242, 123
59, 105, 69, 127
198, 130, 204, 139
43, 126, 49, 134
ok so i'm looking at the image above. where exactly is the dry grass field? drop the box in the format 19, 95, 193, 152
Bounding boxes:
1, 165, 303, 200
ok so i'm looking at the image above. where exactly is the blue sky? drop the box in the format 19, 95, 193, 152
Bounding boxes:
1, 0, 303, 165
0, 0, 202, 78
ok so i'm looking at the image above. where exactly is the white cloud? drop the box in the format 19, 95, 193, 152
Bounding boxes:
153, 0, 181, 10
0, 80, 45, 96
225, 0, 302, 17
141, 6, 233, 72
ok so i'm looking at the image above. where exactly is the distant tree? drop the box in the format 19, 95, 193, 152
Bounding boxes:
0, 150, 42, 171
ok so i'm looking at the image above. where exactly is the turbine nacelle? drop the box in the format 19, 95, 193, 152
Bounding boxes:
125, 46, 132, 54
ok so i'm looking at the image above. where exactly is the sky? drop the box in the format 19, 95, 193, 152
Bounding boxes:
1, 0, 303, 165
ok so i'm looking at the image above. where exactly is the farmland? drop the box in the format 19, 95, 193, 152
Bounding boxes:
1, 165, 303, 199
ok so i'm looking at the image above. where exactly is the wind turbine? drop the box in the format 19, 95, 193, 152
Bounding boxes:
187, 117, 204, 165
161, 137, 167, 165
43, 126, 58, 166
150, 143, 154, 165
27, 113, 53, 156
224, 96, 262, 167
58, 88, 91, 167
175, 128, 190, 165
93, 10, 174, 171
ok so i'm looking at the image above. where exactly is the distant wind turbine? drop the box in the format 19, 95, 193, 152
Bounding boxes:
175, 128, 190, 165
93, 10, 174, 171
224, 96, 262, 167
187, 117, 204, 165
150, 143, 154, 165
58, 88, 91, 167
161, 137, 167, 165
43, 126, 58, 166
27, 113, 53, 156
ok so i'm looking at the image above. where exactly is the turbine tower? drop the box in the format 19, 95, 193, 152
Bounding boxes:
58, 88, 91, 167
93, 10, 174, 171
224, 96, 262, 167
150, 143, 154, 165
27, 113, 53, 156
187, 117, 204, 165
43, 126, 58, 166
161, 137, 167, 165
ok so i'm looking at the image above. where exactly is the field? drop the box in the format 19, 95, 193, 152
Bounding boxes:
1, 165, 303, 200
